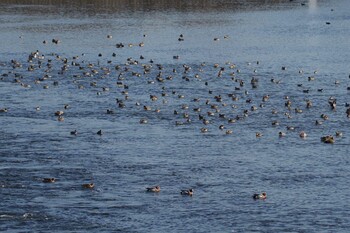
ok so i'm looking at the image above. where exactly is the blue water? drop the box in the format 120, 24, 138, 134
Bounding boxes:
1, 0, 350, 232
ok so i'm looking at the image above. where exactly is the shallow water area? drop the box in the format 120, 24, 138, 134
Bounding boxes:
1, 0, 350, 232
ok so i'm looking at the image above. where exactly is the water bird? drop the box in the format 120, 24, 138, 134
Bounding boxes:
0, 108, 8, 113
299, 131, 307, 138
226, 130, 233, 135
279, 132, 286, 137
315, 120, 323, 125
42, 178, 56, 183
252, 192, 267, 200
328, 98, 336, 110
97, 130, 103, 135
335, 131, 343, 137
321, 135, 334, 144
286, 126, 295, 131
140, 118, 148, 124
201, 128, 208, 133
321, 114, 329, 120
70, 130, 78, 135
82, 183, 94, 189
54, 111, 64, 116
180, 189, 194, 196
146, 186, 160, 192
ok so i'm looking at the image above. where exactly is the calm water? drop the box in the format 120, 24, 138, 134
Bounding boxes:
1, 0, 350, 232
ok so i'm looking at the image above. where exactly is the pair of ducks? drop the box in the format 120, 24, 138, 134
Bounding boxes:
42, 178, 94, 189
146, 186, 194, 196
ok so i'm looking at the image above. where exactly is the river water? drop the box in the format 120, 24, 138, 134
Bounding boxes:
1, 0, 350, 232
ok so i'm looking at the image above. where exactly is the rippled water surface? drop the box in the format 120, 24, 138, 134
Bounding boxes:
1, 0, 350, 232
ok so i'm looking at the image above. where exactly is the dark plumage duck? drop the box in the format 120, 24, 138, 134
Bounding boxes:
82, 183, 94, 189
252, 192, 267, 200
181, 189, 194, 196
146, 186, 160, 192
42, 178, 56, 183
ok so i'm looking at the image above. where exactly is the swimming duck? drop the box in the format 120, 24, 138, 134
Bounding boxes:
70, 130, 78, 135
321, 135, 334, 144
226, 130, 233, 135
315, 120, 323, 125
306, 100, 312, 108
181, 189, 194, 196
55, 110, 64, 116
57, 116, 64, 122
299, 131, 307, 138
201, 128, 208, 133
97, 130, 103, 135
335, 131, 343, 137
140, 118, 148, 124
82, 183, 94, 189
286, 126, 295, 131
0, 108, 8, 113
42, 178, 56, 183
253, 192, 267, 200
321, 114, 329, 120
150, 95, 158, 101
144, 106, 151, 111
279, 132, 286, 137
146, 186, 160, 192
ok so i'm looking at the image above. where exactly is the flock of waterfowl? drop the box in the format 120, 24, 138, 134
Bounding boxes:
0, 33, 349, 201
39, 180, 264, 200
1, 36, 349, 143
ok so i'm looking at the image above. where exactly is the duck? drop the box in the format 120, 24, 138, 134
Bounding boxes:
54, 110, 64, 116
279, 132, 286, 137
226, 130, 233, 135
82, 183, 95, 189
42, 178, 56, 183
139, 118, 148, 124
346, 108, 350, 117
321, 135, 334, 144
201, 128, 208, 133
299, 131, 307, 138
321, 114, 329, 120
286, 126, 295, 131
106, 109, 114, 114
146, 186, 160, 192
252, 192, 267, 200
70, 130, 78, 135
315, 120, 323, 125
57, 116, 64, 122
97, 130, 103, 135
181, 189, 194, 196
0, 108, 8, 113
335, 131, 343, 137
144, 106, 151, 111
